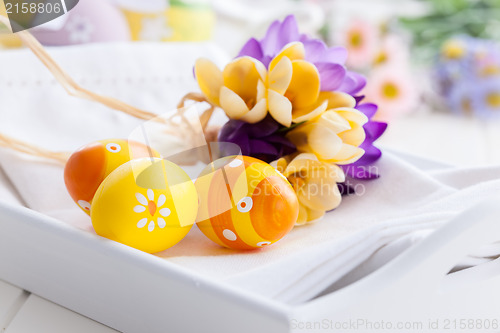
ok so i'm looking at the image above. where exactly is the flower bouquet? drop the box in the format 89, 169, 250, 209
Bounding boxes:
194, 15, 387, 225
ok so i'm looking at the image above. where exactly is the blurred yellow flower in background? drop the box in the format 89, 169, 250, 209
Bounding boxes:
441, 39, 466, 60
272, 153, 345, 225
0, 2, 22, 49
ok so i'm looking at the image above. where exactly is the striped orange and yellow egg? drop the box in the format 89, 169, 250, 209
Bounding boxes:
195, 156, 299, 250
64, 139, 159, 215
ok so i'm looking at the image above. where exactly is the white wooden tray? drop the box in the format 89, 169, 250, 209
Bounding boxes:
1, 199, 500, 333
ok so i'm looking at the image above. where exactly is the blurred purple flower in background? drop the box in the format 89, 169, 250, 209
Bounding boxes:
437, 36, 500, 118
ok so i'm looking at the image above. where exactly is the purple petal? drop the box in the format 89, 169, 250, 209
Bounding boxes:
265, 134, 296, 149
316, 62, 346, 91
299, 33, 309, 43
303, 39, 327, 63
322, 46, 348, 65
338, 71, 367, 95
218, 120, 245, 142
364, 121, 387, 141
356, 144, 382, 165
235, 136, 251, 156
356, 103, 378, 119
261, 55, 273, 68
342, 164, 380, 179
277, 15, 300, 49
354, 95, 365, 106
244, 118, 280, 138
338, 183, 356, 196
261, 20, 282, 56
219, 131, 251, 157
282, 144, 297, 156
237, 38, 264, 62
249, 140, 278, 155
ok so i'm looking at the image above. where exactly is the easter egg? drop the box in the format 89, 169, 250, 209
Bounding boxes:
91, 157, 198, 253
195, 156, 299, 250
32, 0, 131, 46
64, 139, 159, 215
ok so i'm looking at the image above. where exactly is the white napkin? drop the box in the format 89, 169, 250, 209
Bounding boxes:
1, 43, 500, 305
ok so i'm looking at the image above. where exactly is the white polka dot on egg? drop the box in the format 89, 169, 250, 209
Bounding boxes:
228, 158, 243, 168
78, 200, 91, 211
222, 229, 237, 241
237, 197, 253, 213
106, 143, 122, 153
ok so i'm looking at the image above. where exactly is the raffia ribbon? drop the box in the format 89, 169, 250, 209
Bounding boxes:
0, 133, 69, 163
0, 15, 217, 164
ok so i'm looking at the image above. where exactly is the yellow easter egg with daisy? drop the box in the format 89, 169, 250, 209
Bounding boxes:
64, 139, 159, 215
195, 155, 299, 250
91, 157, 197, 253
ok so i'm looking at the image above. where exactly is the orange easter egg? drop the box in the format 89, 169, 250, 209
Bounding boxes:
195, 155, 299, 250
64, 139, 159, 215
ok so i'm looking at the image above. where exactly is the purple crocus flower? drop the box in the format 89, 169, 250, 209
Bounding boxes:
237, 15, 366, 94
218, 116, 296, 163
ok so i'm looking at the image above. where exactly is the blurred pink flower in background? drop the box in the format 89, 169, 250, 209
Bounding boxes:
373, 35, 409, 67
364, 66, 418, 121
341, 20, 378, 68
337, 22, 419, 121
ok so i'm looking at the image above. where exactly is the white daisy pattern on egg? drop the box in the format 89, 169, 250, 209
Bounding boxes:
134, 190, 172, 232
65, 15, 95, 44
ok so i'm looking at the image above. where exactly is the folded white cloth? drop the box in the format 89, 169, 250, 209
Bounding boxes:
1, 43, 499, 305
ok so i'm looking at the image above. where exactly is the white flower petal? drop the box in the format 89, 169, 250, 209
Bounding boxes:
268, 89, 292, 127
292, 100, 328, 123
269, 56, 292, 95
137, 218, 148, 228
239, 98, 267, 123
148, 221, 155, 232
331, 146, 365, 165
157, 194, 166, 208
194, 58, 223, 106
257, 79, 266, 101
157, 217, 166, 229
317, 111, 351, 134
133, 205, 146, 213
147, 189, 154, 201
160, 208, 171, 217
308, 125, 343, 160
135, 193, 148, 206
334, 108, 369, 126
219, 86, 249, 119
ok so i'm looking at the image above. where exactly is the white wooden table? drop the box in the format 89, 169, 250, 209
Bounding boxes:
0, 280, 117, 333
